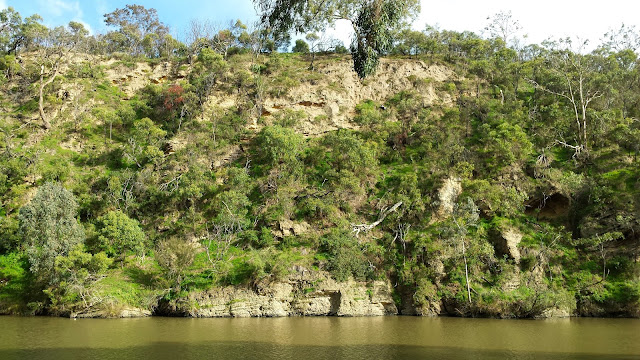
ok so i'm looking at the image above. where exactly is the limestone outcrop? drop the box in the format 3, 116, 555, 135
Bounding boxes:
175, 269, 397, 317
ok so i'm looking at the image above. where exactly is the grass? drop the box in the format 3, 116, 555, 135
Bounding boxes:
96, 276, 158, 309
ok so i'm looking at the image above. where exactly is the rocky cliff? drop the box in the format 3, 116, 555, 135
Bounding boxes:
157, 269, 397, 318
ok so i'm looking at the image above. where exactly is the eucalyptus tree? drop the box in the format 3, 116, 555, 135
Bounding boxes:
35, 22, 88, 129
254, 0, 419, 78
0, 7, 22, 53
530, 39, 606, 154
601, 23, 640, 53
0, 8, 47, 55
103, 4, 169, 57
484, 10, 522, 47
18, 183, 85, 281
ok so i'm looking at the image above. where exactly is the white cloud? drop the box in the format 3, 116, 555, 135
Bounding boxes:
34, 0, 93, 34
0, 0, 6, 10
37, 0, 82, 18
323, 20, 354, 48
415, 0, 640, 48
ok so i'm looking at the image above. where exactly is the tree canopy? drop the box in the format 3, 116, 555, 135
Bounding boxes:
18, 183, 85, 278
254, 0, 419, 77
104, 4, 170, 57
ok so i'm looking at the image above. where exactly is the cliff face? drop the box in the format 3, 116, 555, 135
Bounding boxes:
2, 51, 639, 320
175, 270, 397, 318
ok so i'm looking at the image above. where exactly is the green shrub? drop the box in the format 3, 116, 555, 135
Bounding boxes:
320, 230, 372, 281
18, 183, 85, 279
95, 210, 146, 259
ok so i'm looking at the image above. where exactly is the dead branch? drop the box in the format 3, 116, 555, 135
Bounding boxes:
351, 201, 402, 237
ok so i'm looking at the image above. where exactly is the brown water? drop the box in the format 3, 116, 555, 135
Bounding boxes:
1, 316, 639, 359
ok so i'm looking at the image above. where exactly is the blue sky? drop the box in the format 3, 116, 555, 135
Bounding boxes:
2, 0, 259, 39
4, 0, 640, 50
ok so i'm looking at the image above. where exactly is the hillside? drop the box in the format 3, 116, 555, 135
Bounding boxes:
1, 45, 639, 318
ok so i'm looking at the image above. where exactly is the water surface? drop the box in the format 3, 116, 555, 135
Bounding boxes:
1, 316, 639, 359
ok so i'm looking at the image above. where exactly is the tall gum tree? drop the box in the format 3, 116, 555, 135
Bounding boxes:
254, 0, 419, 78
36, 22, 87, 130
103, 5, 169, 57
529, 39, 605, 155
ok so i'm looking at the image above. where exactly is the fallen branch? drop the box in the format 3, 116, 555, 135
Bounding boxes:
351, 201, 402, 237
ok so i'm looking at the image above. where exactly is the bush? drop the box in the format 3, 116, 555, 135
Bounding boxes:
255, 125, 305, 168
45, 245, 113, 314
95, 210, 146, 259
320, 230, 372, 281
156, 237, 197, 288
292, 39, 309, 53
18, 183, 85, 279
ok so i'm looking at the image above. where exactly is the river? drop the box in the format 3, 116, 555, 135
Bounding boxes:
1, 316, 639, 359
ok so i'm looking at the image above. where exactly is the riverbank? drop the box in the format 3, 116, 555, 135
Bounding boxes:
20, 268, 631, 319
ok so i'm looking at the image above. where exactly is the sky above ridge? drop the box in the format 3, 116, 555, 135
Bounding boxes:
3, 0, 640, 50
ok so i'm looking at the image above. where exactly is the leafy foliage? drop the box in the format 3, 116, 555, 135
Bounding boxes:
2, 4, 640, 318
18, 183, 85, 280
95, 210, 146, 259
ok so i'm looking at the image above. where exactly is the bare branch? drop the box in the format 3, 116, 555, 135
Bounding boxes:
351, 201, 402, 236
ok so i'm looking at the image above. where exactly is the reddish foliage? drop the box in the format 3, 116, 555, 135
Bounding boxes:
163, 84, 184, 111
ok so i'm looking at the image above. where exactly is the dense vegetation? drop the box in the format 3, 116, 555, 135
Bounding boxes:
0, 5, 639, 318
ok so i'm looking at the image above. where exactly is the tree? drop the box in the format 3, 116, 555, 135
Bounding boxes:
257, 125, 305, 168
103, 5, 169, 57
484, 10, 522, 47
156, 237, 197, 288
334, 43, 348, 54
601, 23, 640, 53
1, 8, 46, 55
392, 29, 429, 57
213, 29, 236, 59
123, 117, 167, 168
185, 18, 216, 63
67, 21, 89, 50
450, 198, 480, 304
292, 39, 309, 53
254, 0, 419, 78
530, 39, 605, 154
0, 7, 23, 53
350, 0, 411, 77
18, 183, 85, 279
305, 32, 320, 68
47, 245, 112, 315
36, 22, 83, 129
95, 210, 146, 260
189, 47, 228, 106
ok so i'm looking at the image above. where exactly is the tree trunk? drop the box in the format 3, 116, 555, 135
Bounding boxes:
462, 240, 472, 304
39, 65, 58, 130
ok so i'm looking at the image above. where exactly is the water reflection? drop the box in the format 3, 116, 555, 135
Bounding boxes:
1, 317, 639, 360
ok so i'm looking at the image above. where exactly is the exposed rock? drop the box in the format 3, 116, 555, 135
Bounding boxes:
492, 227, 522, 263
72, 307, 152, 319
119, 308, 153, 318
433, 177, 462, 220
105, 61, 176, 97
539, 307, 572, 319
501, 270, 521, 291
324, 102, 340, 119
276, 219, 311, 237
210, 145, 242, 169
184, 270, 397, 317
259, 59, 457, 137
414, 299, 441, 317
